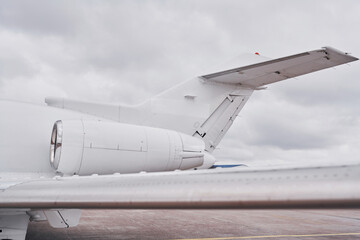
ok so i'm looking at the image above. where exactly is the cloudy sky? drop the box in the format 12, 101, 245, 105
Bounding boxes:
0, 0, 359, 166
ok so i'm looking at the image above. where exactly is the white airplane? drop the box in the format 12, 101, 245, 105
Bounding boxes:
0, 47, 359, 240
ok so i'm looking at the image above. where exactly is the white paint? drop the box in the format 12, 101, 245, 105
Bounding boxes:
54, 120, 205, 175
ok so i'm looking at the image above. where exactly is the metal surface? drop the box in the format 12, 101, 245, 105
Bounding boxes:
201, 47, 358, 87
50, 120, 63, 170
2, 164, 360, 209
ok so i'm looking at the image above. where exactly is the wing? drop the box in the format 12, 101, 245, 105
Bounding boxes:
1, 163, 360, 209
201, 47, 358, 87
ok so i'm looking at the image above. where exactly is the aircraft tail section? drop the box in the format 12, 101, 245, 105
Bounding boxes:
141, 76, 254, 152
138, 47, 357, 152
193, 93, 251, 151
46, 47, 358, 153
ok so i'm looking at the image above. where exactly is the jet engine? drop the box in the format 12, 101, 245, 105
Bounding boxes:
50, 120, 205, 176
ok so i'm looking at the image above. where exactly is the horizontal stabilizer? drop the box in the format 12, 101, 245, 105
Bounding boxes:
201, 47, 358, 87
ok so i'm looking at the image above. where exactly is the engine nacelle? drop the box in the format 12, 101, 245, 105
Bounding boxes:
50, 120, 205, 175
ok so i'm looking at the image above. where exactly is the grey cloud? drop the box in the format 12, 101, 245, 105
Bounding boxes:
0, 53, 38, 80
272, 67, 360, 112
242, 89, 359, 148
0, 1, 80, 36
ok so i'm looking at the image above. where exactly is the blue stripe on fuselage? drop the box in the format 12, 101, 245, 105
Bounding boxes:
210, 164, 247, 169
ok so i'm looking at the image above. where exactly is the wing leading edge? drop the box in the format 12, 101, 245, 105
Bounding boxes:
1, 164, 360, 209
201, 47, 358, 87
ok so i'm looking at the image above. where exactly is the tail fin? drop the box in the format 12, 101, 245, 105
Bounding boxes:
144, 78, 254, 152
46, 47, 358, 152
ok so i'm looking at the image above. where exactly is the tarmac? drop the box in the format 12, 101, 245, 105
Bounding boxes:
26, 209, 360, 240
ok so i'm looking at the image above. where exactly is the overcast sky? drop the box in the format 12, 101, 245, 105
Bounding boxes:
0, 0, 359, 166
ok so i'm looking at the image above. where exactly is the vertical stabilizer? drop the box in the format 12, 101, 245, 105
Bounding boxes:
142, 78, 253, 152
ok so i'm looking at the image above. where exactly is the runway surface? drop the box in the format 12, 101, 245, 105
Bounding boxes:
26, 209, 360, 240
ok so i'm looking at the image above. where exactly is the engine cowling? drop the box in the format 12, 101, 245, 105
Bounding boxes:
50, 120, 205, 175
